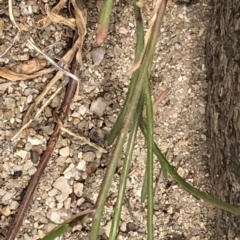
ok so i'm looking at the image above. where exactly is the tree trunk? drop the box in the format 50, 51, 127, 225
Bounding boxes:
205, 0, 240, 239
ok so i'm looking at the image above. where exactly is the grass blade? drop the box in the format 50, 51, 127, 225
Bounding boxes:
144, 75, 154, 240
108, 0, 145, 145
41, 209, 94, 240
139, 121, 240, 216
109, 99, 143, 240
41, 224, 71, 240
90, 1, 168, 239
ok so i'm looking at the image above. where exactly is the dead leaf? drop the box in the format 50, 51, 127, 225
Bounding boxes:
45, 4, 76, 29
38, 0, 68, 28
126, 0, 164, 76
0, 19, 3, 37
15, 58, 48, 74
0, 67, 55, 81
22, 0, 87, 127
70, 0, 87, 63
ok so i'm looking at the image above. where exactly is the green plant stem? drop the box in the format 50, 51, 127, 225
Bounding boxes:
144, 77, 154, 240
141, 165, 148, 201
120, 0, 167, 139
41, 224, 71, 240
108, 1, 144, 145
90, 1, 168, 239
98, 0, 113, 29
96, 0, 114, 44
90, 3, 144, 238
41, 210, 94, 240
89, 127, 129, 240
139, 121, 240, 216
109, 100, 142, 240
108, 4, 145, 236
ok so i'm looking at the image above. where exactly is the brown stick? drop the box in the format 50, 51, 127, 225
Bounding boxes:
5, 53, 80, 240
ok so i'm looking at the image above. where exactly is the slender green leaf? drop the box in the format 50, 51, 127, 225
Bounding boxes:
109, 99, 143, 240
107, 0, 145, 145
41, 224, 71, 240
140, 121, 240, 216
144, 75, 154, 240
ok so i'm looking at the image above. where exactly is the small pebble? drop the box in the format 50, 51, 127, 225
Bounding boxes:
82, 152, 95, 162
23, 160, 33, 171
48, 188, 59, 197
10, 201, 19, 210
38, 230, 45, 239
56, 156, 66, 166
28, 137, 43, 145
76, 160, 86, 171
90, 97, 107, 117
59, 146, 70, 157
28, 166, 37, 175
2, 192, 14, 202
45, 197, 56, 208
42, 126, 53, 135
89, 127, 107, 146
50, 96, 61, 108
13, 7, 20, 17
73, 182, 83, 197
82, 145, 95, 152
23, 233, 31, 240
0, 83, 12, 94
1, 205, 11, 216
198, 106, 205, 114
19, 53, 29, 61
64, 171, 72, 179
79, 105, 87, 115
63, 163, 75, 174
12, 170, 22, 179
104, 221, 112, 238
4, 98, 15, 109
44, 106, 52, 118
120, 222, 127, 232
16, 149, 28, 159
44, 223, 56, 234
190, 237, 201, 240
76, 198, 85, 206
25, 142, 32, 151
64, 198, 71, 209
201, 134, 207, 141
34, 215, 48, 224
31, 150, 40, 164
0, 189, 6, 196
53, 177, 72, 203
177, 167, 185, 178
57, 202, 63, 209
118, 26, 129, 35
90, 47, 105, 65
49, 211, 61, 223
127, 222, 138, 231
86, 162, 98, 175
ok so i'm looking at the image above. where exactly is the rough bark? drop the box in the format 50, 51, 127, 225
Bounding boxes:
205, 0, 240, 239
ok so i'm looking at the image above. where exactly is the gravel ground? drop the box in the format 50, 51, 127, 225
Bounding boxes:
0, 0, 215, 239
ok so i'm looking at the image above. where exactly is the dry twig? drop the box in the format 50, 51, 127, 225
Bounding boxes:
11, 81, 66, 142
5, 1, 87, 239
56, 118, 107, 153
153, 87, 171, 112
5, 53, 81, 240
7, 0, 81, 82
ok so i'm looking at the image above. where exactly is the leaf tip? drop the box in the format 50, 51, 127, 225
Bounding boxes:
96, 25, 108, 45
